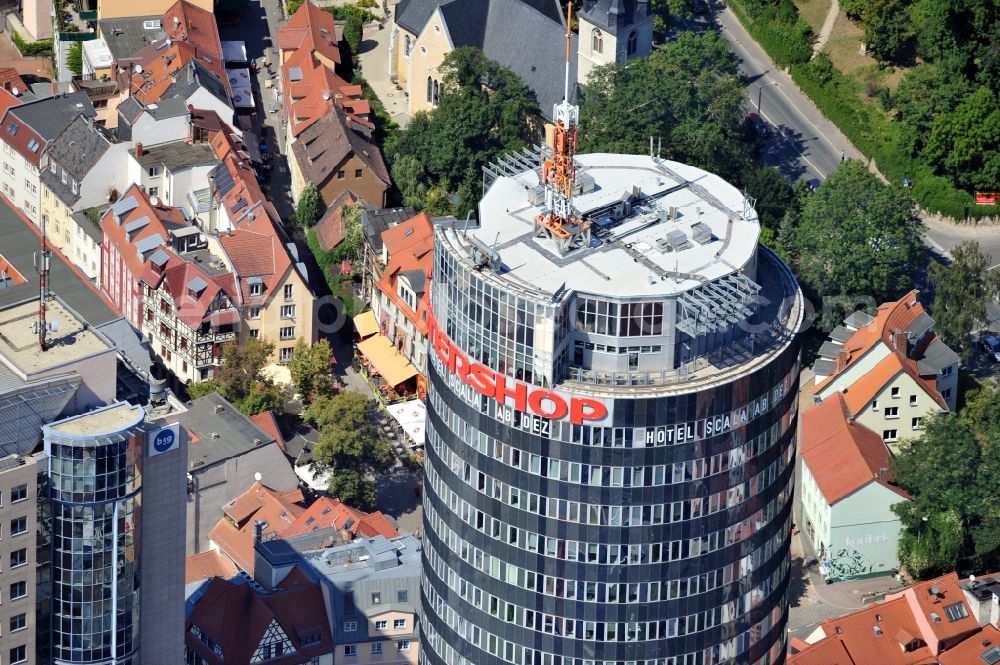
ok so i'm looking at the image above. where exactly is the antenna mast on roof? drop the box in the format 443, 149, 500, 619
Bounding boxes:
533, 1, 590, 256
35, 212, 53, 350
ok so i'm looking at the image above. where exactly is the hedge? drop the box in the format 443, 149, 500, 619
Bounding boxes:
791, 57, 1000, 222
727, 0, 813, 68
9, 29, 52, 57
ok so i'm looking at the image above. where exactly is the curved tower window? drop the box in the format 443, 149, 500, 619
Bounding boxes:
627, 30, 638, 56
592, 28, 603, 55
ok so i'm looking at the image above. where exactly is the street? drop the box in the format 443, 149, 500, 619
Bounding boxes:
684, 2, 1000, 327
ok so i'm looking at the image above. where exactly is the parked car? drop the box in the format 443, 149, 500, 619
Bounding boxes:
982, 335, 1000, 362
743, 112, 770, 139
805, 178, 822, 192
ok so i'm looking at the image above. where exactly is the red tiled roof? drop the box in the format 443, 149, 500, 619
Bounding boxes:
0, 68, 28, 95
377, 214, 434, 336
129, 39, 227, 106
790, 597, 936, 665
0, 254, 26, 285
186, 566, 333, 665
249, 411, 285, 452
313, 189, 358, 251
101, 183, 187, 283
937, 624, 1000, 664
149, 249, 239, 328
210, 482, 307, 574
885, 573, 981, 654
163, 0, 222, 57
278, 0, 341, 65
814, 292, 947, 410
800, 393, 910, 505
282, 497, 401, 540
185, 549, 239, 584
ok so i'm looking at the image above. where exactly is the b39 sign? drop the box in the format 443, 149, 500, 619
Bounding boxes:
148, 423, 180, 457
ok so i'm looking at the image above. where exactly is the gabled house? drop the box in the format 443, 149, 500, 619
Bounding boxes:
185, 567, 334, 665
139, 242, 240, 384
791, 572, 984, 662
390, 0, 580, 120
100, 183, 189, 328
184, 393, 300, 554
208, 482, 308, 574
799, 393, 910, 581
359, 206, 416, 302
126, 139, 219, 209
114, 95, 194, 147
812, 291, 958, 449
39, 115, 132, 281
289, 107, 390, 208
373, 213, 435, 372
277, 0, 341, 70
0, 91, 95, 224
163, 0, 222, 58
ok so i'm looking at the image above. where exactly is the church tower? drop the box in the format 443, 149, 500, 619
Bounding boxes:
577, 0, 654, 83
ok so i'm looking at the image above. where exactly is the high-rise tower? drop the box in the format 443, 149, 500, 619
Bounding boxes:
419, 130, 803, 664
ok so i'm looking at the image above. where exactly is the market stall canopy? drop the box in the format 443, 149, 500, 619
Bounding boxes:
387, 399, 426, 447
357, 335, 418, 387
353, 310, 378, 339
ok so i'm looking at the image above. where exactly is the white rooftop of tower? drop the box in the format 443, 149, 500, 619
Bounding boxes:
0, 298, 113, 377
466, 153, 760, 298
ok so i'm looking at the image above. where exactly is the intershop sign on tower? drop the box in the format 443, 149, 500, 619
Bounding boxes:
427, 313, 608, 426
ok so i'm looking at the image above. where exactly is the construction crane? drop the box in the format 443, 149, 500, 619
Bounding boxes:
533, 1, 591, 256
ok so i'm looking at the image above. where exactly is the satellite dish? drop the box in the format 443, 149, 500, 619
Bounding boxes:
166, 38, 172, 46
254, 472, 262, 481
134, 64, 143, 74
10, 86, 18, 96
150, 196, 159, 206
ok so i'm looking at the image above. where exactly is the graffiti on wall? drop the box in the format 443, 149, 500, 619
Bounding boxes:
820, 548, 875, 581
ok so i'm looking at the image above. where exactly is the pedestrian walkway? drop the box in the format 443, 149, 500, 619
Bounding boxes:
812, 0, 840, 56
358, 23, 410, 128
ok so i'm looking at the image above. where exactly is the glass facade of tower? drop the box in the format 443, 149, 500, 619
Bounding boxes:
420, 202, 803, 664
42, 403, 144, 665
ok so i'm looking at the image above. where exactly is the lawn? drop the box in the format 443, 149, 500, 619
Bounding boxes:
793, 0, 832, 36
822, 12, 909, 91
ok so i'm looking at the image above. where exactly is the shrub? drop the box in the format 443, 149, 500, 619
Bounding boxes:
9, 29, 52, 57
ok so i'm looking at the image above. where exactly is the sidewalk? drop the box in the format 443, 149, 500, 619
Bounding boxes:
357, 22, 410, 128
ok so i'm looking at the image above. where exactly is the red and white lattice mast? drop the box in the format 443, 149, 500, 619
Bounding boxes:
534, 1, 591, 256
36, 214, 52, 350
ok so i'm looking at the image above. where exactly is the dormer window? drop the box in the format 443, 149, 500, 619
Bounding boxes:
398, 283, 416, 311
49, 161, 56, 173
248, 278, 262, 297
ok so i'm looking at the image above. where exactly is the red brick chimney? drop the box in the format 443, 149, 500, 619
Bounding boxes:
135, 142, 143, 158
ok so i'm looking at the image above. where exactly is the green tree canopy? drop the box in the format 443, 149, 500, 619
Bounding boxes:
296, 184, 322, 227
925, 86, 1000, 192
67, 42, 83, 77
384, 47, 538, 213
304, 392, 394, 509
928, 241, 1000, 359
578, 32, 751, 183
288, 338, 335, 404
781, 160, 921, 305
187, 338, 286, 416
892, 407, 1000, 577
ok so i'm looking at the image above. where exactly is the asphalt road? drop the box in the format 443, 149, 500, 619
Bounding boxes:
684, 4, 1000, 325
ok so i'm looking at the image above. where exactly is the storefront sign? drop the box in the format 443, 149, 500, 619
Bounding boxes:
428, 314, 608, 425
148, 423, 180, 456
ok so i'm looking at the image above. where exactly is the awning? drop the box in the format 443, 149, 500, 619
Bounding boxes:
386, 399, 426, 447
353, 310, 378, 339
357, 335, 418, 387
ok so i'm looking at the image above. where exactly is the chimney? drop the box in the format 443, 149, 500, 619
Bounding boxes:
835, 348, 849, 372
253, 520, 264, 543
253, 438, 262, 446
135, 142, 143, 158
878, 467, 888, 483
210, 431, 219, 439
893, 330, 909, 355
213, 403, 224, 414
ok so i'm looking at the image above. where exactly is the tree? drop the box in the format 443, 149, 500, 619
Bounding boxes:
343, 13, 363, 63
578, 32, 752, 183
860, 0, 917, 64
384, 47, 538, 212
288, 338, 334, 404
187, 338, 286, 416
783, 160, 921, 306
67, 42, 83, 77
739, 166, 798, 231
892, 409, 1000, 577
296, 184, 322, 227
304, 392, 394, 509
929, 241, 1000, 359
924, 86, 1000, 192
893, 64, 971, 157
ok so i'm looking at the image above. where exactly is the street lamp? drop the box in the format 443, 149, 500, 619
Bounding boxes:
918, 515, 929, 543
757, 81, 779, 115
